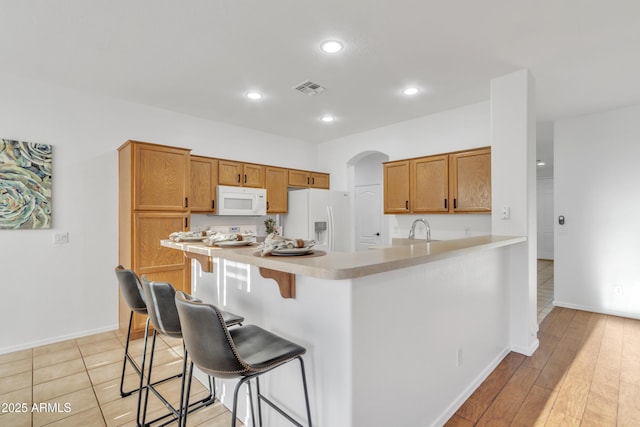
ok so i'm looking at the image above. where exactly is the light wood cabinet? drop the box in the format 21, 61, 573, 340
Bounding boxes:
265, 166, 288, 213
383, 160, 411, 213
190, 156, 218, 212
311, 172, 330, 189
288, 169, 330, 189
133, 143, 190, 211
411, 155, 449, 213
118, 140, 191, 339
219, 160, 264, 187
449, 147, 491, 213
383, 147, 491, 215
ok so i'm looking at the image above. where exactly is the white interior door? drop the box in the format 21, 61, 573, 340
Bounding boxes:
355, 184, 382, 251
537, 177, 554, 259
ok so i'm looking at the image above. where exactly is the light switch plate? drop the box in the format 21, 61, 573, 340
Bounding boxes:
53, 232, 69, 244
501, 206, 511, 220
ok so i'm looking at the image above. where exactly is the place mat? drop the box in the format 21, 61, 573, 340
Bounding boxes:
253, 250, 327, 258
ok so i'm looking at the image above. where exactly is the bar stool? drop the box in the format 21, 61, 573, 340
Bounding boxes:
175, 291, 312, 427
114, 265, 182, 399
141, 278, 244, 427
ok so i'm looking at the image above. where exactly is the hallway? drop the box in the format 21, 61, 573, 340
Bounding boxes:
538, 259, 554, 323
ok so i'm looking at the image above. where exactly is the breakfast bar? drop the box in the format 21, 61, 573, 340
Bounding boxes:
162, 235, 529, 427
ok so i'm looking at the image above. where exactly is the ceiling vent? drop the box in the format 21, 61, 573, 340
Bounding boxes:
293, 80, 326, 96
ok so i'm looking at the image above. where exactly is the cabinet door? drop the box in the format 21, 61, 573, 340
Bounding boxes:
288, 169, 310, 188
449, 148, 491, 213
134, 144, 190, 211
411, 155, 449, 213
265, 167, 288, 213
383, 161, 410, 214
310, 173, 330, 189
190, 157, 218, 212
218, 160, 243, 186
243, 163, 265, 188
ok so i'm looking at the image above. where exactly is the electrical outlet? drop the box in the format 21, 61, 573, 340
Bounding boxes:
229, 226, 240, 233
615, 286, 623, 296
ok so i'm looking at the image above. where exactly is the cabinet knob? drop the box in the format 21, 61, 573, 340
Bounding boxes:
405, 200, 409, 209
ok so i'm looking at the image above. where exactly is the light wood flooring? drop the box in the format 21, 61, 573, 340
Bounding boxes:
446, 306, 640, 426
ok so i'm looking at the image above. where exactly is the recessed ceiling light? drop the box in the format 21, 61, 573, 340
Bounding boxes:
321, 115, 335, 123
320, 40, 343, 54
537, 160, 546, 166
246, 91, 262, 100
402, 87, 420, 96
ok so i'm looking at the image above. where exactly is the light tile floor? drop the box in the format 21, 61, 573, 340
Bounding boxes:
537, 259, 554, 324
0, 330, 243, 426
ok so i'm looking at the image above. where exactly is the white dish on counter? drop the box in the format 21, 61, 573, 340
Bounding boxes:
213, 240, 255, 247
271, 247, 314, 256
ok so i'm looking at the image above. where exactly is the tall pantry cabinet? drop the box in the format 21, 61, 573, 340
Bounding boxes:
118, 140, 191, 339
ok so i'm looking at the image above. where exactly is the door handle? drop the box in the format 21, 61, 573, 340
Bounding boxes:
375, 232, 380, 236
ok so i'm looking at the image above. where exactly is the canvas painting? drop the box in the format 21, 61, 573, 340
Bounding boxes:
0, 139, 52, 229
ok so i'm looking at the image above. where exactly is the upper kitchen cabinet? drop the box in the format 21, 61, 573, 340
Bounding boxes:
265, 166, 288, 213
288, 169, 330, 189
310, 172, 330, 189
411, 155, 449, 213
383, 147, 491, 215
190, 156, 218, 213
383, 160, 411, 213
218, 160, 265, 188
449, 147, 491, 213
127, 141, 190, 211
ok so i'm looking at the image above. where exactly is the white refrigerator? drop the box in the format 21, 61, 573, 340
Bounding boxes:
283, 189, 352, 252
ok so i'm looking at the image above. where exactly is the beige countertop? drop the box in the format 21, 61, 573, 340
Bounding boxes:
161, 235, 526, 280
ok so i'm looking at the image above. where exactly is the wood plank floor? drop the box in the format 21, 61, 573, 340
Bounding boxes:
446, 306, 640, 426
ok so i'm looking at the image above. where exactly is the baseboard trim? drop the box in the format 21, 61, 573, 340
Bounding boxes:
432, 347, 510, 427
553, 301, 640, 321
0, 324, 119, 355
510, 337, 539, 357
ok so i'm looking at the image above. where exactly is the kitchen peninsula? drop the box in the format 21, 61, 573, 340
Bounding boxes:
162, 235, 528, 427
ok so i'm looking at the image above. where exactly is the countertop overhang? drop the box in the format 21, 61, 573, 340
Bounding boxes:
161, 235, 526, 281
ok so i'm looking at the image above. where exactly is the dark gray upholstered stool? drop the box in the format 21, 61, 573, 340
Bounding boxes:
114, 265, 182, 402
141, 278, 244, 427
175, 291, 312, 427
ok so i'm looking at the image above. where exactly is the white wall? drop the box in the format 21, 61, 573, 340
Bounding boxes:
554, 104, 640, 318
318, 102, 493, 240
0, 73, 316, 354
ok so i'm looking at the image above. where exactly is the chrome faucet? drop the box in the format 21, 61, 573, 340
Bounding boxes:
408, 218, 431, 241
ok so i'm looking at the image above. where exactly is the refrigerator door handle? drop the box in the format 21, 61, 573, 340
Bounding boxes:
327, 205, 335, 252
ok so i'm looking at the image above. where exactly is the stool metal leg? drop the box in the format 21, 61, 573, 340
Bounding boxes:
120, 311, 182, 400
141, 334, 216, 427
120, 310, 137, 397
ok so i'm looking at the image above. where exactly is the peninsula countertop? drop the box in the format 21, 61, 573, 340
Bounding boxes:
161, 235, 526, 280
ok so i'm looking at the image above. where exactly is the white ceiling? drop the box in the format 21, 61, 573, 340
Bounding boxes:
2, 0, 639, 168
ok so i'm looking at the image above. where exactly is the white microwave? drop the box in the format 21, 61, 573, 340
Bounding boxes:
216, 185, 267, 216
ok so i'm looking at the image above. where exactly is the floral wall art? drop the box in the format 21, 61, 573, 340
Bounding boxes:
0, 139, 52, 229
